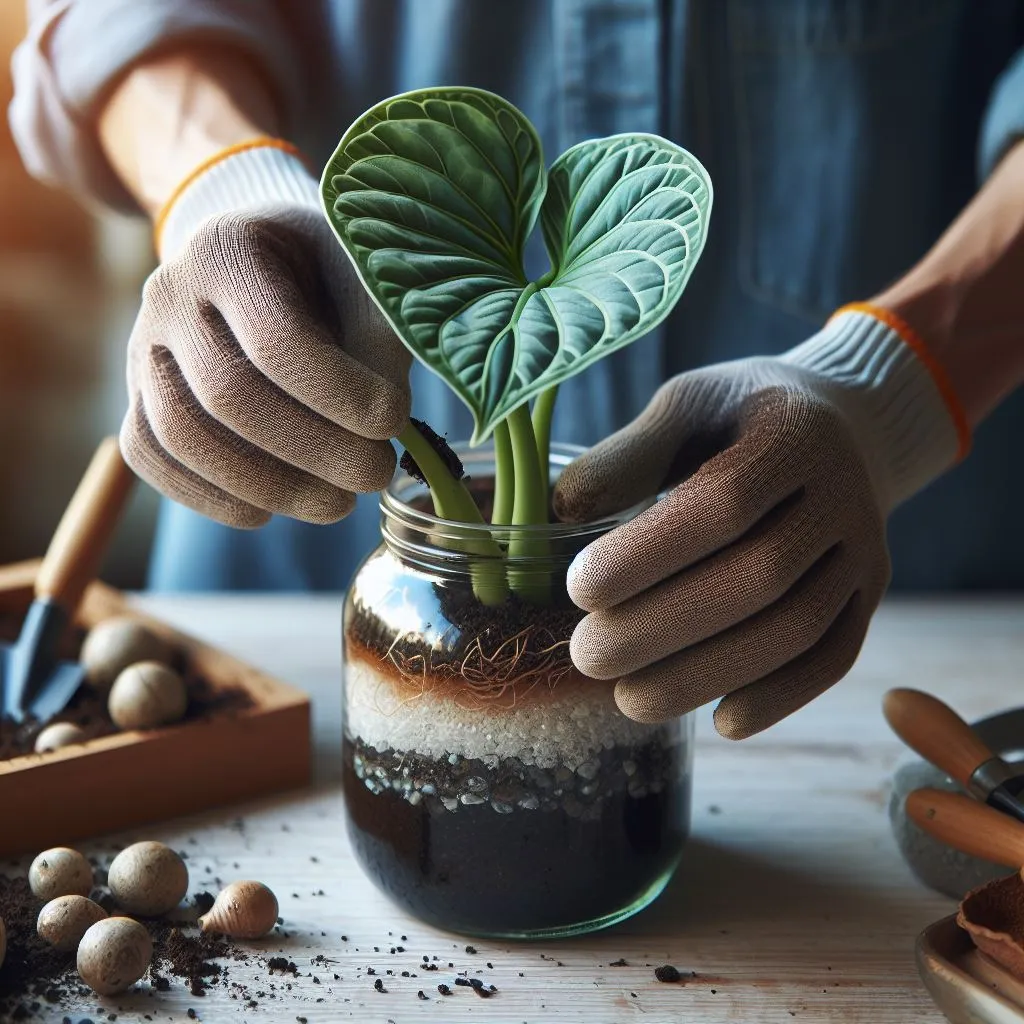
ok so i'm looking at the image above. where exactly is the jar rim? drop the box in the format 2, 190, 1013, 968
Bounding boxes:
380, 440, 650, 542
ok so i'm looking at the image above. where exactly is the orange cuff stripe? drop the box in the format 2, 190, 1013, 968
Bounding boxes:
152, 137, 307, 251
831, 301, 972, 461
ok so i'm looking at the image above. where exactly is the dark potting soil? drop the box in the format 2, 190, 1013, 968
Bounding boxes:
0, 615, 253, 761
342, 736, 689, 935
348, 585, 585, 680
0, 876, 79, 1015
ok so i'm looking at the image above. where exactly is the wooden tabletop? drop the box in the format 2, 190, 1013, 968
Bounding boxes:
31, 595, 1024, 1023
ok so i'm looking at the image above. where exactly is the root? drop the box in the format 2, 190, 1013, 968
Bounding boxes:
382, 623, 576, 711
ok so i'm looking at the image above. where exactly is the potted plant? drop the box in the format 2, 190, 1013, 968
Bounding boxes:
321, 87, 712, 937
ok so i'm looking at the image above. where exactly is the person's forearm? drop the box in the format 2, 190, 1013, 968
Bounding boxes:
97, 45, 283, 219
872, 140, 1024, 427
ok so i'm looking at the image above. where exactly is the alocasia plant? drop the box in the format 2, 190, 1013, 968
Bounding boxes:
321, 87, 712, 602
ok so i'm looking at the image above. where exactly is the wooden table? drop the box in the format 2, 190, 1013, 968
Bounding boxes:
33, 595, 1024, 1023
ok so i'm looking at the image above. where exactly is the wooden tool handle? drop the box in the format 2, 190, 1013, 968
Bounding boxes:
35, 438, 135, 611
906, 788, 1024, 868
883, 687, 994, 787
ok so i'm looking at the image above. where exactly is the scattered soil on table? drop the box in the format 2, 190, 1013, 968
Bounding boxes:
2, 838, 691, 1017
0, 616, 252, 761
3, 862, 518, 1017
267, 957, 299, 976
191, 891, 215, 915
0, 875, 74, 1014
655, 964, 686, 983
152, 923, 240, 997
0, 876, 253, 1019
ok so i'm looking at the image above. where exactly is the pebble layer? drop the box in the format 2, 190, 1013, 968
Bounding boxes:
349, 735, 678, 817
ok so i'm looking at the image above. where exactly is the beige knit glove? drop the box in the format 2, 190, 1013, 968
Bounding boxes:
120, 144, 411, 528
554, 308, 969, 739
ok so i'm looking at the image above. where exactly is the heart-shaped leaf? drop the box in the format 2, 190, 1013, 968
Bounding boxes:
322, 87, 712, 441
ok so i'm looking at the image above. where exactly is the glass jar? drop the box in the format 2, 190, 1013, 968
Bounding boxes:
342, 443, 694, 938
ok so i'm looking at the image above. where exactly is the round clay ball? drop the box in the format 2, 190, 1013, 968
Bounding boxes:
34, 721, 87, 753
29, 847, 93, 901
37, 895, 107, 951
81, 617, 173, 693
107, 662, 188, 731
77, 916, 152, 995
107, 841, 188, 917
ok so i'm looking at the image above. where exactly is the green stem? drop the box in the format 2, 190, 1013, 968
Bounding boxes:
397, 423, 508, 605
397, 423, 483, 524
507, 404, 547, 527
531, 385, 558, 515
491, 419, 514, 526
506, 403, 550, 604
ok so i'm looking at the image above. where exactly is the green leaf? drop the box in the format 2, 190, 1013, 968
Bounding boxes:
322, 88, 712, 442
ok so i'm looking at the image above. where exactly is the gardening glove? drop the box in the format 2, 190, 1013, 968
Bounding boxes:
554, 307, 969, 739
120, 143, 411, 528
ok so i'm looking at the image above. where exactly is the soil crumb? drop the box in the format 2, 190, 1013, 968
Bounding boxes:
399, 418, 465, 485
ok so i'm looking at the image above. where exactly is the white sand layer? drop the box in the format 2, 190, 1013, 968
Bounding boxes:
344, 657, 665, 770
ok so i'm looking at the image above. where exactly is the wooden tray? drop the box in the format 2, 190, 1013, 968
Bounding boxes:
918, 914, 1024, 1024
0, 560, 311, 857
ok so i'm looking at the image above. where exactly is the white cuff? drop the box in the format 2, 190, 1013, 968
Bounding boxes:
782, 310, 962, 510
9, 0, 303, 216
159, 146, 319, 261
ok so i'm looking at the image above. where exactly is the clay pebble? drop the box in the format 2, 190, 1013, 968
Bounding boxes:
28, 847, 93, 901
108, 841, 189, 917
77, 916, 153, 995
81, 617, 174, 692
108, 661, 188, 731
34, 722, 87, 753
37, 894, 107, 951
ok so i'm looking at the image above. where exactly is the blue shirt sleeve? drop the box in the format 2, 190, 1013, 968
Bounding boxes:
980, 45, 1024, 180
8, 0, 304, 213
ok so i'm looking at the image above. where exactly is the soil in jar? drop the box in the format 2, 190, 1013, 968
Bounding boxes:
343, 589, 690, 935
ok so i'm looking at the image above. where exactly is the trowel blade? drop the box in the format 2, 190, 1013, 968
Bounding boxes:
27, 659, 86, 725
1, 598, 79, 723
0, 645, 11, 720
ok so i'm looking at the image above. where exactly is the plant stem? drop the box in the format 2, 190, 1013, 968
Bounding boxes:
507, 404, 547, 527
396, 423, 508, 605
531, 385, 558, 514
491, 419, 514, 526
506, 403, 550, 604
397, 423, 481, 523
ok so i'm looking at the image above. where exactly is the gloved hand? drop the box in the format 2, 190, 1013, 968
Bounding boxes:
120, 143, 411, 528
554, 308, 968, 739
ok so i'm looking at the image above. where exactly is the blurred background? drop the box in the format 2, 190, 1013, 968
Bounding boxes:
0, 6, 156, 588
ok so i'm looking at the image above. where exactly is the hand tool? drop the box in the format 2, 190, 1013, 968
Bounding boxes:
908, 788, 1024, 868
885, 688, 1024, 825
1, 437, 134, 723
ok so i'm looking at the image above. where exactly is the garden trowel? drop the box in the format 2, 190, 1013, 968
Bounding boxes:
1, 437, 135, 723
